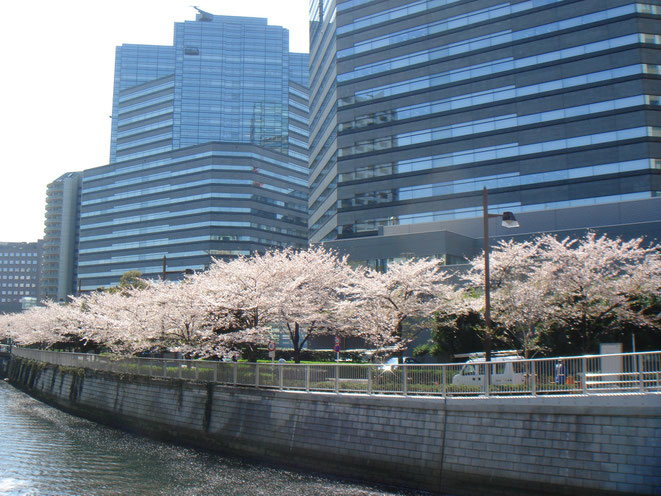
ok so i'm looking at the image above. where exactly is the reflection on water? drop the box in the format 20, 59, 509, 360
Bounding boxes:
0, 381, 429, 496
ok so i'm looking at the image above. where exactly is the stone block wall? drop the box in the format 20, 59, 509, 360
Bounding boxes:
442, 399, 661, 495
8, 358, 661, 495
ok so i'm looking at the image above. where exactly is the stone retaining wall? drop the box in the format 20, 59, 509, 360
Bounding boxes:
8, 357, 661, 495
0, 355, 9, 378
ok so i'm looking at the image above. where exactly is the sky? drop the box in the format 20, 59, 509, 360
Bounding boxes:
0, 0, 310, 243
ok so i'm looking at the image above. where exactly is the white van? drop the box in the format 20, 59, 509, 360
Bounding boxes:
452, 353, 527, 387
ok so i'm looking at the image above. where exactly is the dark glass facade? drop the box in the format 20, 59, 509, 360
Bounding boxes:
310, 0, 661, 261
79, 12, 309, 290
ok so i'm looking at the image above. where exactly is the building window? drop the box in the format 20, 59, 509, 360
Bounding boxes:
645, 64, 661, 74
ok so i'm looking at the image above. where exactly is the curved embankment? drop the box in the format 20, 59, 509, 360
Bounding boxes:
7, 356, 661, 495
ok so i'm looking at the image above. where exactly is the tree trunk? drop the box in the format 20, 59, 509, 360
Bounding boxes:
292, 323, 301, 364
245, 344, 258, 363
581, 314, 590, 354
524, 324, 532, 359
395, 320, 404, 364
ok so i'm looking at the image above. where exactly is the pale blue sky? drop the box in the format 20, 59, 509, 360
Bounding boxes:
0, 0, 309, 242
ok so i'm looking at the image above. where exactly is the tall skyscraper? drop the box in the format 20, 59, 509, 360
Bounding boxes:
310, 0, 661, 264
78, 11, 309, 291
41, 172, 82, 302
108, 45, 175, 164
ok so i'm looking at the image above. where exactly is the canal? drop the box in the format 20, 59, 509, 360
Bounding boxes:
0, 381, 430, 496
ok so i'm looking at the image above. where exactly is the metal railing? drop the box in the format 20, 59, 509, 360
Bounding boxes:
9, 347, 661, 397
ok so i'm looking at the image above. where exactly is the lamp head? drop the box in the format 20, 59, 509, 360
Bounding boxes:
501, 211, 519, 228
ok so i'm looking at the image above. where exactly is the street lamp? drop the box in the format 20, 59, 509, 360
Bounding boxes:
162, 256, 194, 280
482, 187, 519, 370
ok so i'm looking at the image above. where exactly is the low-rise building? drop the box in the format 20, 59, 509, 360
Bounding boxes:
0, 241, 43, 314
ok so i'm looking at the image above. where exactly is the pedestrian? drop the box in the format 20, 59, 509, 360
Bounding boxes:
554, 359, 566, 385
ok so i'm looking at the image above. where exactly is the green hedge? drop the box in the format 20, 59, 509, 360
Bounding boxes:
254, 348, 367, 363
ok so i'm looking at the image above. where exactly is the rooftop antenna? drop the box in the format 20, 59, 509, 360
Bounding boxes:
192, 6, 213, 21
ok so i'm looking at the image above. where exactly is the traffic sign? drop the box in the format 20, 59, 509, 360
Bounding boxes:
334, 336, 340, 346
334, 344, 341, 353
267, 341, 276, 352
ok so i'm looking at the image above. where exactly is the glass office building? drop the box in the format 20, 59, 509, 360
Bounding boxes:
78, 11, 309, 290
310, 0, 661, 263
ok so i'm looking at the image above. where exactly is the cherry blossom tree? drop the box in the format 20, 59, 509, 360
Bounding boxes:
0, 301, 67, 348
65, 287, 164, 356
191, 246, 359, 362
4, 232, 658, 361
263, 246, 357, 363
496, 282, 551, 358
194, 252, 281, 360
0, 310, 28, 346
142, 278, 232, 358
342, 258, 458, 360
74, 276, 235, 358
0, 314, 8, 342
536, 232, 661, 352
464, 240, 550, 358
463, 232, 661, 356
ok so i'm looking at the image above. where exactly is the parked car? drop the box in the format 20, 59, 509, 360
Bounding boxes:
451, 354, 526, 387
379, 356, 419, 372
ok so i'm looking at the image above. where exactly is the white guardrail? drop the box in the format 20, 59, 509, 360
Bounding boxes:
8, 347, 661, 397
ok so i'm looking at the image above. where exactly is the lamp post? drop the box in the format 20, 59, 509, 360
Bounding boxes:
482, 187, 519, 371
162, 256, 195, 280
162, 256, 169, 281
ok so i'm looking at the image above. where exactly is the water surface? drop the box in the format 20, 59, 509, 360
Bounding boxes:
0, 381, 429, 496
